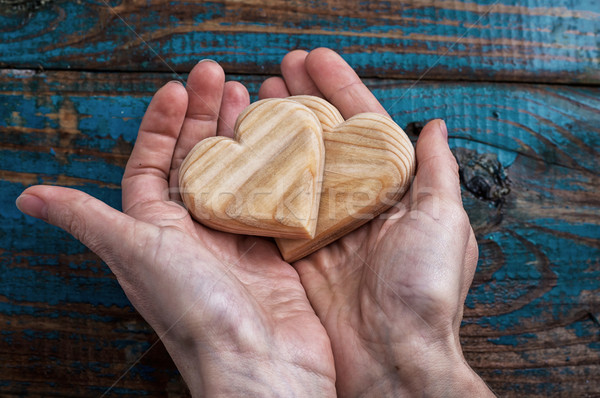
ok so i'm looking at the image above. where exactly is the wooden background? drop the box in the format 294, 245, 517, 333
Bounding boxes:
1, 0, 599, 396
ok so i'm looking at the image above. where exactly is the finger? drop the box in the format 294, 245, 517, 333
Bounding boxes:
258, 77, 290, 99
122, 81, 188, 216
413, 119, 462, 204
170, 60, 226, 199
280, 50, 323, 97
217, 81, 250, 138
16, 186, 157, 283
304, 47, 387, 118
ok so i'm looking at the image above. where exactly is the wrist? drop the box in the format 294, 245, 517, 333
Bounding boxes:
359, 360, 493, 398
167, 340, 336, 397
358, 337, 494, 398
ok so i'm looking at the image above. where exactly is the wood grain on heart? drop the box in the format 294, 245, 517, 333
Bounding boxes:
179, 98, 325, 239
276, 96, 416, 262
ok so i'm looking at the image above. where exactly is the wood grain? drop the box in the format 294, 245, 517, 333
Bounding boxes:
1, 69, 599, 396
0, 0, 598, 83
179, 98, 324, 239
276, 96, 416, 262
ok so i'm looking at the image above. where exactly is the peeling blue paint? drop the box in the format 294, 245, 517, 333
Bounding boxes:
1, 1, 598, 82
0, 36, 598, 394
488, 333, 537, 346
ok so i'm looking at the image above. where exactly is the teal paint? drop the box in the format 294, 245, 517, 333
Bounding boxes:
3, 73, 599, 329
0, 150, 125, 190
450, 138, 518, 168
0, 1, 598, 82
566, 317, 600, 339
22, 329, 60, 341
4, 69, 597, 174
1, 331, 13, 345
0, 301, 122, 322
0, 261, 129, 307
529, 219, 600, 240
373, 82, 600, 171
488, 333, 537, 347
128, 364, 159, 382
1, 64, 598, 394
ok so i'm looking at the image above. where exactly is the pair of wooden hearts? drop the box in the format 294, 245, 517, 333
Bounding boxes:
179, 95, 415, 262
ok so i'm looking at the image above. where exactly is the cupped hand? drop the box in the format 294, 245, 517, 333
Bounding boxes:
260, 48, 494, 397
16, 60, 336, 396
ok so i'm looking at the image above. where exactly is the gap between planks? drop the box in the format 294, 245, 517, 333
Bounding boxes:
2, 66, 600, 88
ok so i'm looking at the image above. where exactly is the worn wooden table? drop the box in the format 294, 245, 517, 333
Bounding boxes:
1, 0, 599, 396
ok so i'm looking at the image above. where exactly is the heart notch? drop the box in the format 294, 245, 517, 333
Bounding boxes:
179, 96, 416, 261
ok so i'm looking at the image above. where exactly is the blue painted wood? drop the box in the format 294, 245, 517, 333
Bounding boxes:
1, 68, 598, 396
0, 0, 598, 83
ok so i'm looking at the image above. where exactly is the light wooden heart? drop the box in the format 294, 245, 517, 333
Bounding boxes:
179, 98, 325, 239
276, 96, 416, 262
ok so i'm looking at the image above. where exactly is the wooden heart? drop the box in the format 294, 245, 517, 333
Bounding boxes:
276, 96, 416, 262
179, 98, 325, 239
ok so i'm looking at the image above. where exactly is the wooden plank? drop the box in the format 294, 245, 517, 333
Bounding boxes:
0, 0, 599, 83
1, 69, 599, 396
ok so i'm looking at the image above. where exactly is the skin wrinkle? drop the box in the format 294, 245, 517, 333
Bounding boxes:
182, 112, 220, 124
217, 81, 250, 137
329, 81, 374, 113
353, 263, 428, 392
122, 200, 188, 226
417, 153, 460, 182
205, 341, 334, 395
281, 51, 323, 98
124, 161, 171, 183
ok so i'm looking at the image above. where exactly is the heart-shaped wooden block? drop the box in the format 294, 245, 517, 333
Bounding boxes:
275, 96, 416, 262
179, 98, 325, 239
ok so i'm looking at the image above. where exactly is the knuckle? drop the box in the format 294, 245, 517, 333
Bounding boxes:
449, 155, 460, 176
53, 197, 95, 249
437, 199, 472, 236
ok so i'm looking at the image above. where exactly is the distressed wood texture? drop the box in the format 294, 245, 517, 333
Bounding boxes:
0, 0, 599, 83
1, 69, 598, 396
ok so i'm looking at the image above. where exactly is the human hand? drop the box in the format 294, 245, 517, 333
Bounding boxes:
16, 61, 336, 396
260, 48, 495, 397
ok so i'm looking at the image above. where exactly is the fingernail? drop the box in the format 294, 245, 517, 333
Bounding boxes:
439, 119, 448, 139
197, 58, 218, 64
16, 193, 48, 221
169, 80, 183, 85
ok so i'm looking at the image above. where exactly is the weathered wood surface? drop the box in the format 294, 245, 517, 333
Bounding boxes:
1, 69, 598, 396
1, 0, 599, 83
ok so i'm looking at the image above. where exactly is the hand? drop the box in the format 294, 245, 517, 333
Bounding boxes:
260, 48, 495, 397
16, 60, 336, 396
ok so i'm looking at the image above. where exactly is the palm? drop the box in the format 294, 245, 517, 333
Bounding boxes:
136, 201, 333, 380
115, 59, 336, 387
137, 194, 326, 335
260, 48, 479, 395
292, 202, 408, 382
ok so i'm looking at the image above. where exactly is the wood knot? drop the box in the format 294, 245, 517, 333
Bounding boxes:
0, 0, 51, 16
404, 121, 426, 137
453, 148, 511, 207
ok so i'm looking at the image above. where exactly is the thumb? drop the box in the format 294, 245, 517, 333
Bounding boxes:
16, 185, 155, 274
413, 119, 462, 204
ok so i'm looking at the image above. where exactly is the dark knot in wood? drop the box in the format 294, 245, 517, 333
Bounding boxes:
454, 147, 511, 207
404, 121, 426, 137
0, 0, 51, 15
